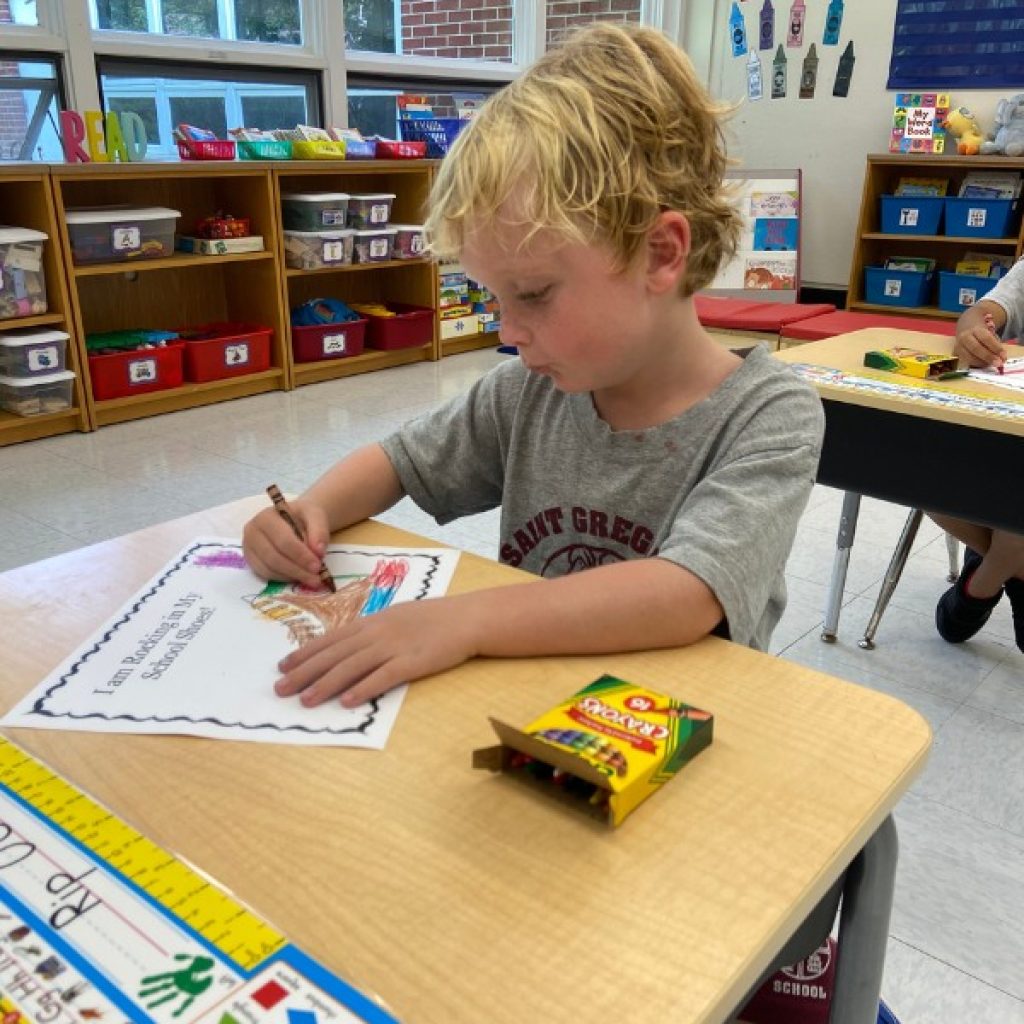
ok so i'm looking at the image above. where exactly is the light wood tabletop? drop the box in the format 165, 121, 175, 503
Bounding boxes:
0, 498, 932, 1024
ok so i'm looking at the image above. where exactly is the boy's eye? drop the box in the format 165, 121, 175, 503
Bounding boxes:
516, 284, 553, 303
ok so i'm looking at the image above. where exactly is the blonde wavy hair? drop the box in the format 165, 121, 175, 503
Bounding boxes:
425, 22, 741, 296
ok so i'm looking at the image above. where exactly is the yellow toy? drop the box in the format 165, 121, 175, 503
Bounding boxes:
942, 106, 984, 155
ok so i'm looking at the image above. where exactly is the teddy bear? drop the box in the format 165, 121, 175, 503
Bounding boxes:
942, 106, 985, 155
980, 94, 1024, 157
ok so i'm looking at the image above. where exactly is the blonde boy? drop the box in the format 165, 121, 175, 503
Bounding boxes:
243, 23, 824, 708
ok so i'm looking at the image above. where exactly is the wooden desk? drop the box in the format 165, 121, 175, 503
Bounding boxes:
0, 498, 930, 1024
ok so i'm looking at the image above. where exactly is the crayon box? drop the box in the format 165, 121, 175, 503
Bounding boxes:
473, 675, 713, 826
863, 346, 959, 379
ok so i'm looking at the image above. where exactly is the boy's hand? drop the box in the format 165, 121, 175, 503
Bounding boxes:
274, 596, 480, 708
243, 500, 331, 588
954, 323, 1006, 369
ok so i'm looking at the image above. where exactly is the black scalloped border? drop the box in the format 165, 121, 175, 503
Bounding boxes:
28, 541, 446, 736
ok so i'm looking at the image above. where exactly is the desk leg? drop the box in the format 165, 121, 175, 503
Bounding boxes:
822, 492, 861, 643
830, 815, 899, 1024
859, 509, 923, 650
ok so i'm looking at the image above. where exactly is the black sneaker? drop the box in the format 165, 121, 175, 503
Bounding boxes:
935, 548, 1003, 644
1004, 575, 1024, 653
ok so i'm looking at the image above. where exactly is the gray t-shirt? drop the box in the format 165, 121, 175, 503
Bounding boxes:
985, 256, 1024, 343
381, 345, 824, 650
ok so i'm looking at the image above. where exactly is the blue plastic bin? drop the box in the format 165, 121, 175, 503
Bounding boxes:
864, 266, 934, 307
398, 118, 465, 158
937, 271, 1000, 312
880, 195, 944, 234
944, 197, 1017, 238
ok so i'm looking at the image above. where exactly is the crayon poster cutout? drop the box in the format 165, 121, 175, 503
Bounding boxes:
2, 539, 459, 748
729, 2, 748, 56
0, 735, 398, 1022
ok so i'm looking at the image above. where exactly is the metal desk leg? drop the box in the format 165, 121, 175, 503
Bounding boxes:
859, 509, 923, 650
822, 492, 861, 643
945, 532, 960, 583
829, 815, 899, 1024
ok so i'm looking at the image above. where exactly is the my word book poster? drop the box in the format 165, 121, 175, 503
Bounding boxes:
3, 539, 460, 747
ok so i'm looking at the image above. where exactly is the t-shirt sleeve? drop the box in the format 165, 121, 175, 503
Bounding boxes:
378, 361, 521, 524
655, 380, 825, 647
985, 257, 1024, 343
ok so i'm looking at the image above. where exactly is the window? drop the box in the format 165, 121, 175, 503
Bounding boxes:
99, 60, 320, 158
90, 0, 304, 46
0, 53, 64, 162
1, 0, 39, 27
545, 0, 641, 48
344, 0, 515, 63
347, 81, 499, 141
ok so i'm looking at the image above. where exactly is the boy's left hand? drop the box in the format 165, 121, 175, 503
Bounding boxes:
274, 597, 480, 708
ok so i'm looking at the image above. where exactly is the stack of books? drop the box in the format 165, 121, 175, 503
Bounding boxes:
958, 171, 1022, 199
954, 252, 1012, 278
894, 176, 949, 197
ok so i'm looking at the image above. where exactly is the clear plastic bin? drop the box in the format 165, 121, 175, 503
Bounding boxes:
346, 193, 396, 229
281, 192, 350, 231
0, 369, 74, 416
0, 328, 69, 377
391, 224, 426, 259
0, 226, 48, 319
283, 229, 355, 270
65, 206, 180, 264
353, 228, 396, 263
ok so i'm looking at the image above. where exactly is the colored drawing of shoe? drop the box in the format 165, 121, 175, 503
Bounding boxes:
935, 548, 1003, 644
1004, 575, 1024, 653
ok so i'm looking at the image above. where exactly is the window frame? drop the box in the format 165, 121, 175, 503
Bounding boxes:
0, 48, 68, 162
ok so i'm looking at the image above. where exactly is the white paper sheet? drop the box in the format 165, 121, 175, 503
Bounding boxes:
4, 538, 460, 748
967, 358, 1024, 394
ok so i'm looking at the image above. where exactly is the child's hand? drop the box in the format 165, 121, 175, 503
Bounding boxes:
954, 323, 1006, 369
243, 499, 331, 588
274, 597, 480, 708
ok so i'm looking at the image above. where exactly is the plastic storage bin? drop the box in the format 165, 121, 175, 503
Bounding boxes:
944, 197, 1018, 238
0, 226, 48, 319
346, 194, 396, 229
344, 138, 377, 159
292, 318, 368, 362
937, 271, 1000, 313
399, 117, 465, 158
282, 193, 350, 231
863, 266, 935, 307
176, 138, 236, 160
88, 342, 185, 401
363, 303, 433, 350
0, 369, 74, 416
291, 140, 347, 160
376, 139, 427, 159
353, 228, 396, 263
66, 207, 180, 264
879, 195, 944, 235
0, 328, 69, 377
283, 228, 355, 269
391, 224, 426, 259
237, 139, 292, 160
177, 322, 272, 382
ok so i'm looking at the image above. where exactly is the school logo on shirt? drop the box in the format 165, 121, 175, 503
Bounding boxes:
500, 505, 655, 574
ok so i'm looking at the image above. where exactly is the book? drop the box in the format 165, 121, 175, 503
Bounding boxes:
884, 256, 935, 273
957, 171, 1022, 199
956, 252, 1012, 277
176, 235, 265, 255
894, 176, 949, 197
889, 93, 950, 154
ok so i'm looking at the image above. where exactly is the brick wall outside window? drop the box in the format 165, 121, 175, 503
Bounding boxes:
0, 0, 32, 160
544, 0, 641, 47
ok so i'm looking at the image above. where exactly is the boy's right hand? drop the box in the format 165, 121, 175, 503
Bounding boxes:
243, 499, 331, 587
954, 322, 1006, 369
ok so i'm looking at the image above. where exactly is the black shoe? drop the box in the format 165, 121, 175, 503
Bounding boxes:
1004, 575, 1024, 653
935, 548, 1003, 644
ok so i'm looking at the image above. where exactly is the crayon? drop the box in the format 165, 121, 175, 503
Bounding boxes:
266, 484, 336, 593
983, 312, 1004, 374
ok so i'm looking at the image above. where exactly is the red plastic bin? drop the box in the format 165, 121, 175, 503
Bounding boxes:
292, 318, 368, 362
177, 322, 272, 382
364, 303, 434, 350
176, 138, 236, 161
88, 342, 185, 401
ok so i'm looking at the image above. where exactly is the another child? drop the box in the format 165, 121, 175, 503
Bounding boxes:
243, 23, 825, 708
931, 256, 1024, 651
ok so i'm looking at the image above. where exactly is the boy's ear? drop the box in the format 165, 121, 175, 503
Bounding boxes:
645, 211, 690, 294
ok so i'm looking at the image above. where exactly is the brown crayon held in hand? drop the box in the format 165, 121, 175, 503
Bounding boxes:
265, 484, 336, 593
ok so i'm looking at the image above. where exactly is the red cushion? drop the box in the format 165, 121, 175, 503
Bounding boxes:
697, 297, 837, 331
694, 296, 766, 326
781, 310, 958, 341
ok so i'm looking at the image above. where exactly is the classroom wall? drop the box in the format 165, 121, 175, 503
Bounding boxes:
698, 0, 1008, 291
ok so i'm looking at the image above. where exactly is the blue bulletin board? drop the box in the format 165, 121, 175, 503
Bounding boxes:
707, 168, 802, 303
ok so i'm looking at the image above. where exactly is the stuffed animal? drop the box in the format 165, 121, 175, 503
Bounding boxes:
942, 106, 985, 155
980, 94, 1024, 157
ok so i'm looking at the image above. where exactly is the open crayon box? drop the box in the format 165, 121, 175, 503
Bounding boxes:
473, 675, 713, 826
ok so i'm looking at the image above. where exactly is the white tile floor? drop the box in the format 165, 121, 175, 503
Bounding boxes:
5, 349, 1023, 1023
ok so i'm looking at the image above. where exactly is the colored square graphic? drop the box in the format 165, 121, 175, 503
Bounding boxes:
288, 1011, 319, 1024
252, 979, 289, 1009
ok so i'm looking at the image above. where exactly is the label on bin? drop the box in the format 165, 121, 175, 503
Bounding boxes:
28, 345, 58, 372
959, 288, 978, 306
370, 237, 389, 259
128, 357, 157, 384
111, 224, 142, 253
967, 208, 987, 228
370, 203, 388, 224
322, 240, 346, 263
224, 341, 250, 366
898, 208, 919, 227
6, 244, 41, 272
323, 332, 347, 355
884, 278, 902, 297
322, 209, 346, 226
411, 234, 425, 254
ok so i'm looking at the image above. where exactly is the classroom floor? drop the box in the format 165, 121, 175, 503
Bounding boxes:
4, 349, 1023, 1023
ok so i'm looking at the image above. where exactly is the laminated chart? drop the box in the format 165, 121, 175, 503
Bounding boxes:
0, 736, 398, 1022
3, 539, 459, 748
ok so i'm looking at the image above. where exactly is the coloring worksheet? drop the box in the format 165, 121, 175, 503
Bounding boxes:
3, 539, 459, 748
